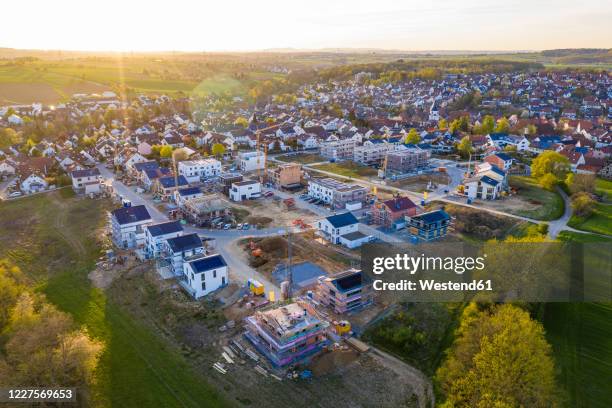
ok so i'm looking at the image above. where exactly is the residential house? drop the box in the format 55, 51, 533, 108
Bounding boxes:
110, 205, 153, 249
483, 152, 513, 171
308, 178, 367, 210
178, 159, 222, 183
230, 180, 261, 201
20, 173, 48, 194
144, 220, 184, 259
164, 233, 205, 276
155, 175, 189, 200
371, 196, 417, 228
315, 269, 373, 314
317, 212, 360, 245
319, 138, 356, 161
405, 209, 451, 242
237, 151, 266, 172
183, 254, 229, 299
70, 168, 101, 194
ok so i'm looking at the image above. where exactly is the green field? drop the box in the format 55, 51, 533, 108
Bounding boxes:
557, 230, 612, 243
568, 202, 612, 236
595, 178, 612, 203
0, 191, 226, 407
543, 303, 612, 408
509, 176, 565, 220
276, 153, 327, 164
0, 58, 282, 104
312, 161, 378, 179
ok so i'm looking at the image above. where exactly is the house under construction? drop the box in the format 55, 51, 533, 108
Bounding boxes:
181, 193, 231, 227
315, 269, 373, 314
244, 301, 329, 367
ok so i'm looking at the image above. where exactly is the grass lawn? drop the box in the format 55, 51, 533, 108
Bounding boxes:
595, 178, 612, 203
557, 230, 612, 243
312, 161, 378, 179
0, 192, 226, 407
276, 153, 326, 164
509, 176, 565, 220
543, 303, 612, 408
567, 202, 612, 236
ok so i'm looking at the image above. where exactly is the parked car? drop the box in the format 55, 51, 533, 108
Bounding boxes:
243, 223, 250, 230
8, 191, 22, 198
237, 223, 243, 229
223, 223, 232, 230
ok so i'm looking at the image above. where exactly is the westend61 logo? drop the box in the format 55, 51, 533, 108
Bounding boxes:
372, 253, 487, 275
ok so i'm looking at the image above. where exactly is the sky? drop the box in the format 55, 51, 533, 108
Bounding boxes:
2, 0, 611, 52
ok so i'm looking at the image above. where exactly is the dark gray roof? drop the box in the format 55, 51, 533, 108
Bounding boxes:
111, 205, 152, 225
189, 254, 227, 273
146, 221, 183, 237
71, 168, 100, 178
326, 212, 358, 228
412, 210, 450, 224
166, 233, 202, 253
158, 175, 188, 188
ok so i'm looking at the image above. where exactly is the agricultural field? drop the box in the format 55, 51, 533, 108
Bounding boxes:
0, 57, 284, 104
0, 191, 226, 407
311, 161, 378, 179
568, 202, 612, 236
476, 176, 564, 221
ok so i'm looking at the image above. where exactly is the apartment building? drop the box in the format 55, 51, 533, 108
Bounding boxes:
238, 151, 266, 172
308, 177, 367, 210
319, 138, 356, 161
178, 159, 222, 183
244, 301, 329, 367
385, 148, 430, 174
315, 269, 373, 314
267, 162, 302, 189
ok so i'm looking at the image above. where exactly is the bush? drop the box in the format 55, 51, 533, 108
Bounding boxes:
571, 192, 596, 218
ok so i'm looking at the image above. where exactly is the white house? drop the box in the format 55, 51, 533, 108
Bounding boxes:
178, 159, 221, 183
463, 175, 502, 200
237, 151, 266, 172
183, 254, 228, 299
110, 205, 153, 249
20, 174, 48, 194
317, 212, 360, 245
164, 233, 205, 276
0, 161, 16, 175
173, 186, 205, 207
144, 220, 184, 259
230, 180, 261, 201
70, 168, 101, 194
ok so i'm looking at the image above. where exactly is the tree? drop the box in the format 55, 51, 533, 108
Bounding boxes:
211, 143, 226, 157
531, 151, 570, 180
405, 128, 421, 144
495, 117, 510, 133
571, 192, 596, 217
436, 304, 557, 408
438, 118, 448, 130
159, 145, 173, 158
457, 136, 473, 158
566, 173, 595, 194
234, 117, 249, 128
479, 115, 495, 135
538, 173, 558, 190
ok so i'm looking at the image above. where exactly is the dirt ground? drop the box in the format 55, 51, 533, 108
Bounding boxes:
470, 193, 539, 213
240, 230, 357, 278
388, 173, 451, 192
104, 264, 425, 408
233, 196, 319, 227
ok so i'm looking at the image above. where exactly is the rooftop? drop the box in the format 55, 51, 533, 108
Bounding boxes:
188, 254, 227, 273
166, 233, 202, 253
326, 212, 358, 228
111, 205, 152, 225
146, 220, 183, 237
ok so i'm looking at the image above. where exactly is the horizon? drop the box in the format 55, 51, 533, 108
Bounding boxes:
2, 0, 611, 52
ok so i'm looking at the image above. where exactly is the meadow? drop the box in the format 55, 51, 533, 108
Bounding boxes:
0, 191, 226, 407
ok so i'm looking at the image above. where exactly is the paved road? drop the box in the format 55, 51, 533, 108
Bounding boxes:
97, 164, 284, 298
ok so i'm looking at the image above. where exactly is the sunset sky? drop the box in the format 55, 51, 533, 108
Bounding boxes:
3, 0, 611, 52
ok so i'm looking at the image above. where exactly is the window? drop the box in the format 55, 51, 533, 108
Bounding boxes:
201, 281, 206, 291
213, 270, 217, 278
